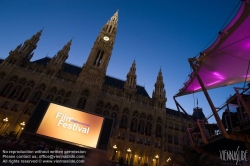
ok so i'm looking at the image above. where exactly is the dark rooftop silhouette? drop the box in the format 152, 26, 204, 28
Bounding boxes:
0, 57, 150, 98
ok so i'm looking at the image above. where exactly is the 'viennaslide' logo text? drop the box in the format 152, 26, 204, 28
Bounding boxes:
219, 146, 248, 165
56, 112, 90, 134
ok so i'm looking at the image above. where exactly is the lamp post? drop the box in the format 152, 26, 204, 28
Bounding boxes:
126, 148, 131, 164
0, 118, 8, 128
1, 118, 8, 134
166, 157, 171, 163
112, 145, 117, 161
155, 154, 159, 166
17, 122, 25, 138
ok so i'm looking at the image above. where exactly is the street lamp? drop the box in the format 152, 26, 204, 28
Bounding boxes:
112, 145, 117, 161
155, 154, 159, 166
1, 118, 8, 134
18, 122, 25, 137
0, 118, 8, 129
126, 148, 131, 164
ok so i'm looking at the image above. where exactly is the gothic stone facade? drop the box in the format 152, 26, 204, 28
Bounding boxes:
0, 11, 192, 166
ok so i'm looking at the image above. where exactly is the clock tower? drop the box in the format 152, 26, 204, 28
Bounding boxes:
73, 11, 118, 111
84, 10, 118, 70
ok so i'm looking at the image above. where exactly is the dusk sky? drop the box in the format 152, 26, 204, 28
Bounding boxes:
0, 0, 244, 123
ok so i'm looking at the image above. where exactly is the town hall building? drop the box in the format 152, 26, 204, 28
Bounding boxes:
0, 11, 193, 166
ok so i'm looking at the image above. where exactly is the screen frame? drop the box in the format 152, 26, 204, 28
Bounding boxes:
22, 99, 113, 150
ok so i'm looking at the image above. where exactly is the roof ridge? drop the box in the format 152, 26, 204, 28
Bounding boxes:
64, 61, 82, 68
104, 75, 145, 88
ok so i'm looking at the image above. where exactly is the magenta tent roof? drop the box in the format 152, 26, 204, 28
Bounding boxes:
175, 1, 250, 97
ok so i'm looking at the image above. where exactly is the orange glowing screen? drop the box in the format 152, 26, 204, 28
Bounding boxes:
36, 103, 104, 148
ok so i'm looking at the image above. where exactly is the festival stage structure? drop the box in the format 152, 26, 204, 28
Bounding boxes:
174, 0, 250, 158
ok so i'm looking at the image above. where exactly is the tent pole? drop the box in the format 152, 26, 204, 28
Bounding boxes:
174, 96, 195, 147
234, 87, 250, 118
188, 58, 228, 138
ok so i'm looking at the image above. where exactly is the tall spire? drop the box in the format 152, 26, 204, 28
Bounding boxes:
47, 39, 72, 72
124, 60, 137, 92
102, 11, 118, 34
3, 30, 43, 66
57, 39, 72, 56
82, 10, 119, 75
152, 68, 167, 110
18, 29, 43, 57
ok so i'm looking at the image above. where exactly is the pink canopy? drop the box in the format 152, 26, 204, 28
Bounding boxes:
175, 1, 250, 97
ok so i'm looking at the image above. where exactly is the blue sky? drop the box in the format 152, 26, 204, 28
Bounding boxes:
0, 0, 243, 122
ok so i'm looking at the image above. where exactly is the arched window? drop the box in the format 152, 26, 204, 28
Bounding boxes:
50, 87, 57, 94
103, 103, 111, 116
46, 87, 57, 101
132, 111, 139, 118
97, 101, 104, 108
18, 78, 27, 85
138, 120, 145, 134
93, 49, 104, 66
105, 103, 111, 109
111, 112, 117, 127
65, 91, 71, 98
0, 82, 14, 96
95, 107, 102, 115
156, 124, 162, 136
27, 81, 35, 88
9, 85, 22, 99
57, 89, 65, 97
54, 96, 62, 103
112, 105, 119, 112
10, 76, 18, 82
0, 72, 6, 80
54, 89, 65, 104
76, 90, 89, 110
103, 110, 109, 116
147, 115, 153, 121
77, 97, 87, 110
62, 91, 71, 105
32, 84, 46, 102
130, 118, 138, 131
62, 98, 69, 105
145, 122, 152, 135
18, 87, 31, 100
46, 94, 54, 101
32, 91, 42, 102
108, 25, 113, 33
123, 108, 129, 115
120, 115, 128, 128
140, 113, 146, 119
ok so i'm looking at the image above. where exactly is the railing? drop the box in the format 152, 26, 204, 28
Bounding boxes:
186, 86, 250, 147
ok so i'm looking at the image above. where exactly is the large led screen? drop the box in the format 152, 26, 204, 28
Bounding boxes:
36, 103, 104, 148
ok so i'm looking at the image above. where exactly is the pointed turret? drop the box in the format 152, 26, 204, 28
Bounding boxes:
102, 10, 118, 34
3, 30, 43, 66
57, 39, 72, 56
46, 39, 72, 75
152, 68, 167, 110
124, 60, 137, 92
13, 44, 22, 52
19, 29, 43, 57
